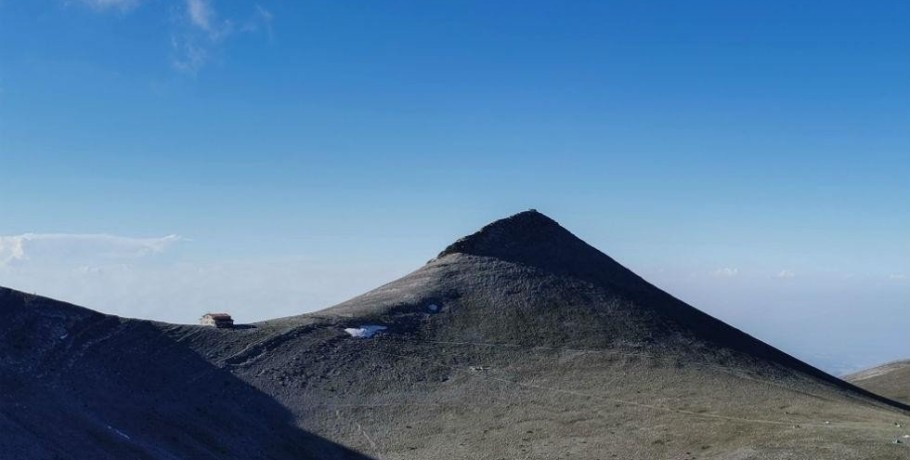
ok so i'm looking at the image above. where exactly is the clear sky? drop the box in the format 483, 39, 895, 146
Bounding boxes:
1, 0, 908, 374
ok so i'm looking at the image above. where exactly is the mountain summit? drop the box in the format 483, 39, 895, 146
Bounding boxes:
439, 209, 576, 261
437, 210, 649, 292
2, 211, 908, 459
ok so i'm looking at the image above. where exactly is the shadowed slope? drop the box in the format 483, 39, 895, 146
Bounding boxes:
0, 287, 374, 460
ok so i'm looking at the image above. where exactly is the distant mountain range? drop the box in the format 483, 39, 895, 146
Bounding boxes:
2, 210, 908, 459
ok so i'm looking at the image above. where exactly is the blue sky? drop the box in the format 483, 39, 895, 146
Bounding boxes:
1, 0, 908, 374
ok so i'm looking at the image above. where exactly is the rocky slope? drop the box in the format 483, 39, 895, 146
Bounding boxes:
2, 210, 909, 459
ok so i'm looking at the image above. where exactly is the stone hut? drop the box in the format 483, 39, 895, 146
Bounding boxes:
200, 313, 234, 328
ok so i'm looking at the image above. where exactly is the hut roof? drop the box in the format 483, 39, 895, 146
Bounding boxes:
204, 313, 232, 320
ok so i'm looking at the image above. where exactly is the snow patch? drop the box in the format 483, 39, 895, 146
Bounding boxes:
107, 425, 131, 440
343, 325, 387, 338
427, 304, 439, 312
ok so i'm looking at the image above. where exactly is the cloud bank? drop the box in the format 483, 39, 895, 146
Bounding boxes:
0, 233, 182, 267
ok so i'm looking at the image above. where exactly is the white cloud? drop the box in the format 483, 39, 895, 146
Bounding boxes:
171, 1, 276, 73
184, 0, 231, 39
713, 267, 739, 278
186, 0, 214, 31
69, 0, 273, 74
0, 233, 182, 267
170, 0, 233, 74
775, 269, 796, 279
888, 273, 907, 281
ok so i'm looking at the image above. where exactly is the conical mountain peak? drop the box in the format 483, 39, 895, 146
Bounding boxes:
323, 210, 894, 402
436, 210, 647, 292
438, 209, 568, 259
